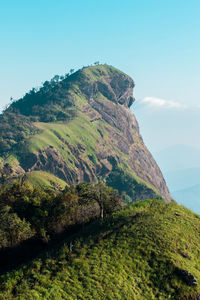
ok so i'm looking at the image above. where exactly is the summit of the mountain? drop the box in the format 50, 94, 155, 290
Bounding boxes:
0, 65, 171, 202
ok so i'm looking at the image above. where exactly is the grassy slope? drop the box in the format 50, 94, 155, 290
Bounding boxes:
25, 171, 67, 190
26, 118, 159, 196
29, 113, 101, 165
1, 199, 200, 299
82, 64, 129, 80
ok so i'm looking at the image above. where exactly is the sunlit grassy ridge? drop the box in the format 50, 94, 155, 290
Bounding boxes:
26, 117, 159, 196
25, 171, 67, 190
1, 199, 200, 299
25, 113, 104, 173
29, 113, 101, 159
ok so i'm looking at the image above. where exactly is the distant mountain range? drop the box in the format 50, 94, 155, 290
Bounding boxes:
154, 144, 200, 173
163, 168, 200, 192
134, 97, 200, 213
172, 184, 200, 214
153, 144, 200, 212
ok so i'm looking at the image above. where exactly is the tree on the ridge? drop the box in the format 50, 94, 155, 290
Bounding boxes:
51, 75, 60, 83
94, 182, 121, 219
75, 182, 121, 219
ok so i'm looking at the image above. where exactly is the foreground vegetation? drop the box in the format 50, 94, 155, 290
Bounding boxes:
0, 181, 121, 248
0, 197, 200, 299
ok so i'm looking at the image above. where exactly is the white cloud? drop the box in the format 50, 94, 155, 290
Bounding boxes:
140, 97, 188, 109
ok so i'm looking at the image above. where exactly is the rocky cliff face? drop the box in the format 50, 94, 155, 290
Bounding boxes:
0, 65, 172, 202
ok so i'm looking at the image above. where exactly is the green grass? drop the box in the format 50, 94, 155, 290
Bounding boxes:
25, 171, 67, 190
31, 114, 99, 151
27, 112, 102, 168
1, 199, 200, 299
3, 155, 19, 167
82, 64, 130, 82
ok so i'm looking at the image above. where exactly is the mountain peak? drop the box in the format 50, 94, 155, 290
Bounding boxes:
74, 64, 135, 108
80, 64, 132, 81
7, 64, 134, 121
0, 65, 171, 202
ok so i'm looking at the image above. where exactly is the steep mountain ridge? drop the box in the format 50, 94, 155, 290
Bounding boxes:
0, 65, 171, 202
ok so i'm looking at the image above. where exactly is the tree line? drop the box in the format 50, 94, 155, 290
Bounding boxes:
0, 181, 122, 249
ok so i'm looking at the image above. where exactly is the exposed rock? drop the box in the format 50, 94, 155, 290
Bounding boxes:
0, 65, 172, 202
0, 163, 25, 183
76, 67, 171, 201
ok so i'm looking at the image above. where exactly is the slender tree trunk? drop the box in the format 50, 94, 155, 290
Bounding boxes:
100, 204, 104, 219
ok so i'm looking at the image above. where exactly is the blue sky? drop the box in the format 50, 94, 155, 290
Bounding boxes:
1, 0, 200, 151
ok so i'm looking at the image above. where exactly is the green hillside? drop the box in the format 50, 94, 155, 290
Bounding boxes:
1, 199, 200, 299
24, 171, 67, 190
0, 64, 172, 202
